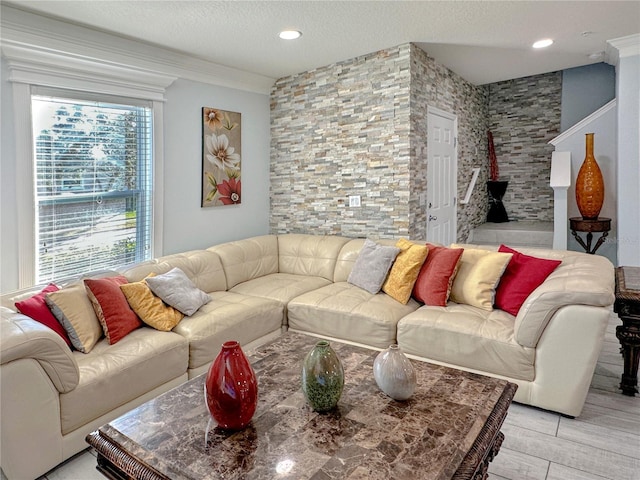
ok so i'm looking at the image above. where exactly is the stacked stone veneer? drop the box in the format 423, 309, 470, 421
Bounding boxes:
270, 45, 412, 238
270, 43, 489, 241
488, 72, 562, 221
409, 46, 489, 242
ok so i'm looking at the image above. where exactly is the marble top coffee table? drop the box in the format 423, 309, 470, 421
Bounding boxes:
86, 332, 517, 480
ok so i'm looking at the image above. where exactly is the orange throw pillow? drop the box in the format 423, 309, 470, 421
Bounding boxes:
412, 244, 463, 306
85, 276, 142, 344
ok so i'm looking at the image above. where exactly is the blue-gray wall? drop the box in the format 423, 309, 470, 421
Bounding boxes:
162, 79, 271, 255
561, 63, 616, 132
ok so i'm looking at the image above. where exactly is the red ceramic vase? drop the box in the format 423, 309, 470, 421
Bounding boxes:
204, 341, 258, 430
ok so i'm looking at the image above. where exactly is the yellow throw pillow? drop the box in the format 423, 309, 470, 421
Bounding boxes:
449, 247, 512, 310
120, 275, 184, 331
382, 238, 429, 304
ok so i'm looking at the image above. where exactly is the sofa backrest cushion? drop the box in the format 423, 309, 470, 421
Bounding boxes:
208, 235, 278, 289
121, 250, 227, 293
278, 234, 350, 281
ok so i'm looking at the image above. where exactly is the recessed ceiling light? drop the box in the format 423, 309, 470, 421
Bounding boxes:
532, 39, 554, 49
279, 30, 302, 40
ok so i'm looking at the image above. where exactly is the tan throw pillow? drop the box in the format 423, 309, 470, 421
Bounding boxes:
45, 282, 104, 353
120, 276, 184, 331
382, 238, 429, 304
449, 247, 513, 311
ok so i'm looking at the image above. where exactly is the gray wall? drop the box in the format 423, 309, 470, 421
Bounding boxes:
0, 65, 271, 291
616, 53, 640, 266
162, 79, 271, 255
561, 63, 616, 132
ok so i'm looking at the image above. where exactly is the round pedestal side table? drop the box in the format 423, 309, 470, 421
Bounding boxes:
569, 217, 611, 255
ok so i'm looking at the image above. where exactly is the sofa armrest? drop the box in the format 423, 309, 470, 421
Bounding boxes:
0, 307, 79, 393
514, 254, 615, 347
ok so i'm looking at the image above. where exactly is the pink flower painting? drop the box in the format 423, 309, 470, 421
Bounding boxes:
202, 107, 241, 207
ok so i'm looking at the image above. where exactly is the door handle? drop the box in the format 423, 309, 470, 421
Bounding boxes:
429, 215, 437, 221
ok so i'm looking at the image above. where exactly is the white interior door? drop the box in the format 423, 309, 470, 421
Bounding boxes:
426, 107, 457, 245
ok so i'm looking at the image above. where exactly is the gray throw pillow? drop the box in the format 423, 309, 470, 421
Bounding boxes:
146, 267, 211, 316
347, 239, 401, 294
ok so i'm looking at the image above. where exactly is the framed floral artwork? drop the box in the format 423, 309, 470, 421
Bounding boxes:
201, 107, 241, 207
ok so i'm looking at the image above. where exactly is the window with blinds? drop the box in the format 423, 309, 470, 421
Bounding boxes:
31, 93, 154, 283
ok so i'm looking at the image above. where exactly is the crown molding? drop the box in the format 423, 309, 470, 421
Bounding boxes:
3, 41, 177, 101
548, 99, 616, 146
605, 33, 640, 66
0, 4, 275, 95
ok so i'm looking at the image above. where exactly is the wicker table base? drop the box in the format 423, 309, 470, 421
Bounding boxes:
87, 332, 517, 480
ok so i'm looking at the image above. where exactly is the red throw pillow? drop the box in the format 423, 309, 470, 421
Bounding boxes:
84, 276, 142, 344
412, 244, 464, 306
495, 245, 562, 316
15, 284, 72, 347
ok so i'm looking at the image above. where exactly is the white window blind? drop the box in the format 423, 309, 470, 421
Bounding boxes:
31, 93, 154, 283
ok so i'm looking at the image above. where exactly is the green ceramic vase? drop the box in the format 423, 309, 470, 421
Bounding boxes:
301, 340, 344, 412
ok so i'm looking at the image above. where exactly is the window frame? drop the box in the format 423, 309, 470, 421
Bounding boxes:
31, 90, 155, 283
7, 51, 171, 288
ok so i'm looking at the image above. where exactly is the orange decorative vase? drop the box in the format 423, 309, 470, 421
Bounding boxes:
575, 133, 604, 220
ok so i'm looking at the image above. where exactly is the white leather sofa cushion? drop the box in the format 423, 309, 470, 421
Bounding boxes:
278, 234, 350, 280
288, 282, 420, 348
209, 235, 279, 289
121, 250, 227, 293
397, 303, 535, 381
229, 273, 331, 312
172, 291, 283, 370
60, 328, 188, 434
1, 308, 79, 393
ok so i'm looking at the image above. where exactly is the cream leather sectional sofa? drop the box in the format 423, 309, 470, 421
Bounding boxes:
0, 234, 615, 479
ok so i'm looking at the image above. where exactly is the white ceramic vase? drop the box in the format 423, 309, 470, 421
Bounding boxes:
373, 344, 416, 401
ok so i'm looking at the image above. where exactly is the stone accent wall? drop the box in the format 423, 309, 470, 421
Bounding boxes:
409, 46, 489, 241
487, 72, 562, 221
270, 45, 412, 238
270, 43, 489, 241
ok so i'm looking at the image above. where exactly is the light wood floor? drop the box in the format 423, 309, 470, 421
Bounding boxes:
28, 312, 640, 480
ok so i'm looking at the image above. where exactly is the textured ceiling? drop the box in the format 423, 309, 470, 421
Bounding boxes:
5, 1, 640, 85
